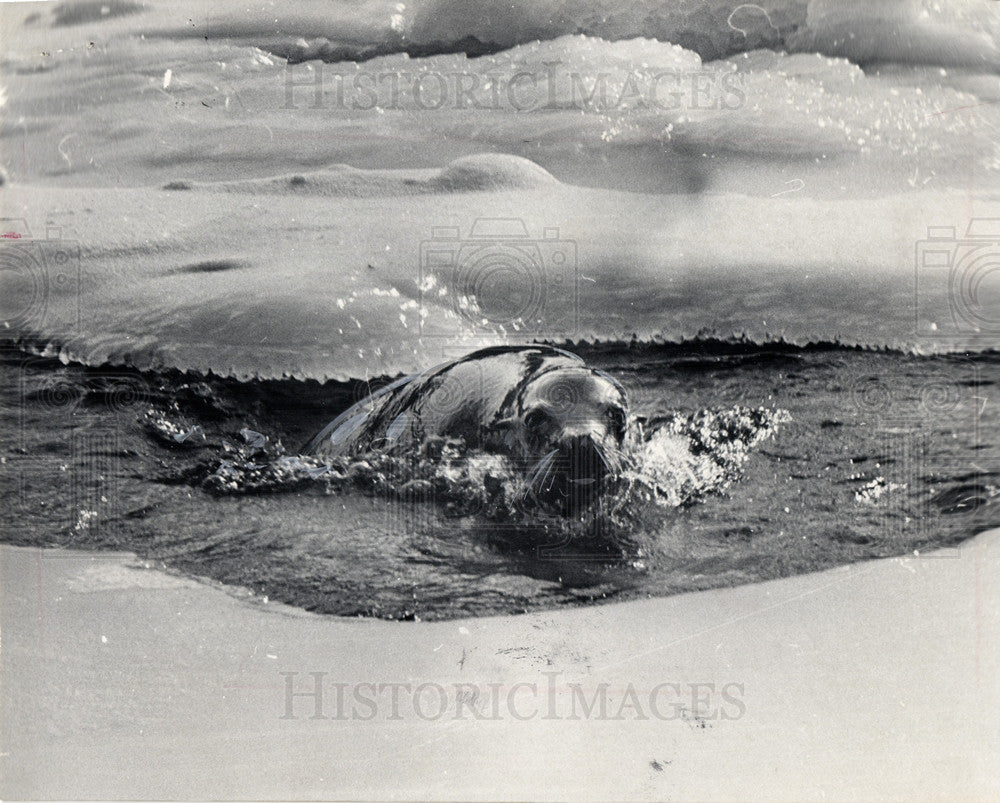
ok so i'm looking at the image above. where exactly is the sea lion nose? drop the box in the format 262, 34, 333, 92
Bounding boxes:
559, 433, 605, 483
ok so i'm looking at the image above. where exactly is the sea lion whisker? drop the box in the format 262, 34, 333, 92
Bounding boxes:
531, 448, 558, 483
526, 448, 559, 496
592, 441, 612, 473
540, 455, 558, 493
524, 459, 546, 494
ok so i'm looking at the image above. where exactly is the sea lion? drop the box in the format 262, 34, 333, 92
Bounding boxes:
303, 345, 629, 512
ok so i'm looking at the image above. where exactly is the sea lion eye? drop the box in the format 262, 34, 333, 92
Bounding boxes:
524, 409, 549, 431
606, 406, 626, 437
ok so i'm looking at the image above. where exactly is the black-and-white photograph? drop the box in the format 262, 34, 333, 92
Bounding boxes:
1, 0, 998, 799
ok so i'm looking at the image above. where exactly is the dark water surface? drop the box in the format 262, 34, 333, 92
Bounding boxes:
1, 341, 996, 620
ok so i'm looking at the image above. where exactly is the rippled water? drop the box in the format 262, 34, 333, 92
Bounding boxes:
3, 341, 996, 620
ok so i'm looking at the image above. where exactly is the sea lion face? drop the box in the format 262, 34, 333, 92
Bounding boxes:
510, 367, 628, 512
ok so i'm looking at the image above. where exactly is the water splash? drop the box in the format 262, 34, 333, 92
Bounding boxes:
198, 404, 791, 554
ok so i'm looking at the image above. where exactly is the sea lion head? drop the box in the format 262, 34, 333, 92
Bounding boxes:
500, 365, 629, 513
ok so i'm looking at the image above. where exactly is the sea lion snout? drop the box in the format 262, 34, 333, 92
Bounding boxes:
523, 376, 629, 512
557, 432, 615, 484
526, 432, 619, 513
517, 367, 628, 502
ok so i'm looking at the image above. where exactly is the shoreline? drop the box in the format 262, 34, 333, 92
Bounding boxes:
3, 531, 997, 800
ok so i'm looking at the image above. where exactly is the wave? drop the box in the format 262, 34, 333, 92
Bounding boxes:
7, 332, 997, 391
